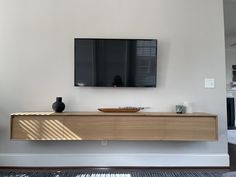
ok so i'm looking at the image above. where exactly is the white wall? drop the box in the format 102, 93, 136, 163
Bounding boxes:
0, 0, 228, 166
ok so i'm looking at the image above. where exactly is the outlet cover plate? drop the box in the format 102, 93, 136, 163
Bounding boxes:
205, 78, 215, 88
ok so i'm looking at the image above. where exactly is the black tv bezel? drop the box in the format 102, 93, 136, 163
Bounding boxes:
74, 38, 158, 87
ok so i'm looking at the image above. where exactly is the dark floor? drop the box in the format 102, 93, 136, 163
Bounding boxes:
0, 167, 231, 177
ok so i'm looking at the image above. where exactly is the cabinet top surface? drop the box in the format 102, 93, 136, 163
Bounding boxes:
11, 112, 217, 117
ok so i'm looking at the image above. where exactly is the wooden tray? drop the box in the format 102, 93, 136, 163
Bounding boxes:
98, 108, 141, 113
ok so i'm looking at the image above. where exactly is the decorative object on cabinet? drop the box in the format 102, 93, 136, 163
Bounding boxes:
98, 107, 147, 113
52, 97, 65, 113
175, 105, 185, 114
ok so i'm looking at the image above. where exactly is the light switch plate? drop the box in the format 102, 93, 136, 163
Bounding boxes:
205, 78, 215, 88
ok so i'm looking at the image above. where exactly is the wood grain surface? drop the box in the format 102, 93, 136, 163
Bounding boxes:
10, 112, 218, 141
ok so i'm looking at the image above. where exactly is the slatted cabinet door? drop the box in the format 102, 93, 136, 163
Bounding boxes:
11, 116, 64, 140
163, 117, 218, 141
62, 116, 166, 140
11, 116, 41, 140
40, 117, 65, 140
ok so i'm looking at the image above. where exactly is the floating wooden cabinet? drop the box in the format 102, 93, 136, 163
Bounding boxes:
10, 112, 218, 141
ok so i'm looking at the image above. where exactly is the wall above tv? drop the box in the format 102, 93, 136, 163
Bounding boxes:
74, 38, 157, 87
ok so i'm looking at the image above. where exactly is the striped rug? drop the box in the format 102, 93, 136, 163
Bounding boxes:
0, 171, 226, 177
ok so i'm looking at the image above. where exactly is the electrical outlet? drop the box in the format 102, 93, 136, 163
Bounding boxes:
101, 140, 108, 146
205, 78, 215, 88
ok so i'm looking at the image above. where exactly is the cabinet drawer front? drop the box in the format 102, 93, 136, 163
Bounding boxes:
63, 116, 166, 140
11, 116, 64, 140
163, 117, 217, 141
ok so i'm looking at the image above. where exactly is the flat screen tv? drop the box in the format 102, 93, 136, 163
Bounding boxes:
74, 38, 157, 87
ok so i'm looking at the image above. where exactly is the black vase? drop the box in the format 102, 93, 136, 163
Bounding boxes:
52, 97, 65, 113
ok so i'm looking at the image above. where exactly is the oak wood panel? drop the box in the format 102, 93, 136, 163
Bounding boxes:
163, 117, 217, 141
10, 112, 218, 141
63, 116, 166, 140
11, 116, 42, 140
11, 116, 64, 140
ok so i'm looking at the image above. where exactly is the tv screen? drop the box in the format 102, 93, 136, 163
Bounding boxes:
74, 38, 157, 87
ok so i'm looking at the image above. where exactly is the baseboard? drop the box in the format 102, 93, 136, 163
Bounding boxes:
0, 153, 229, 167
